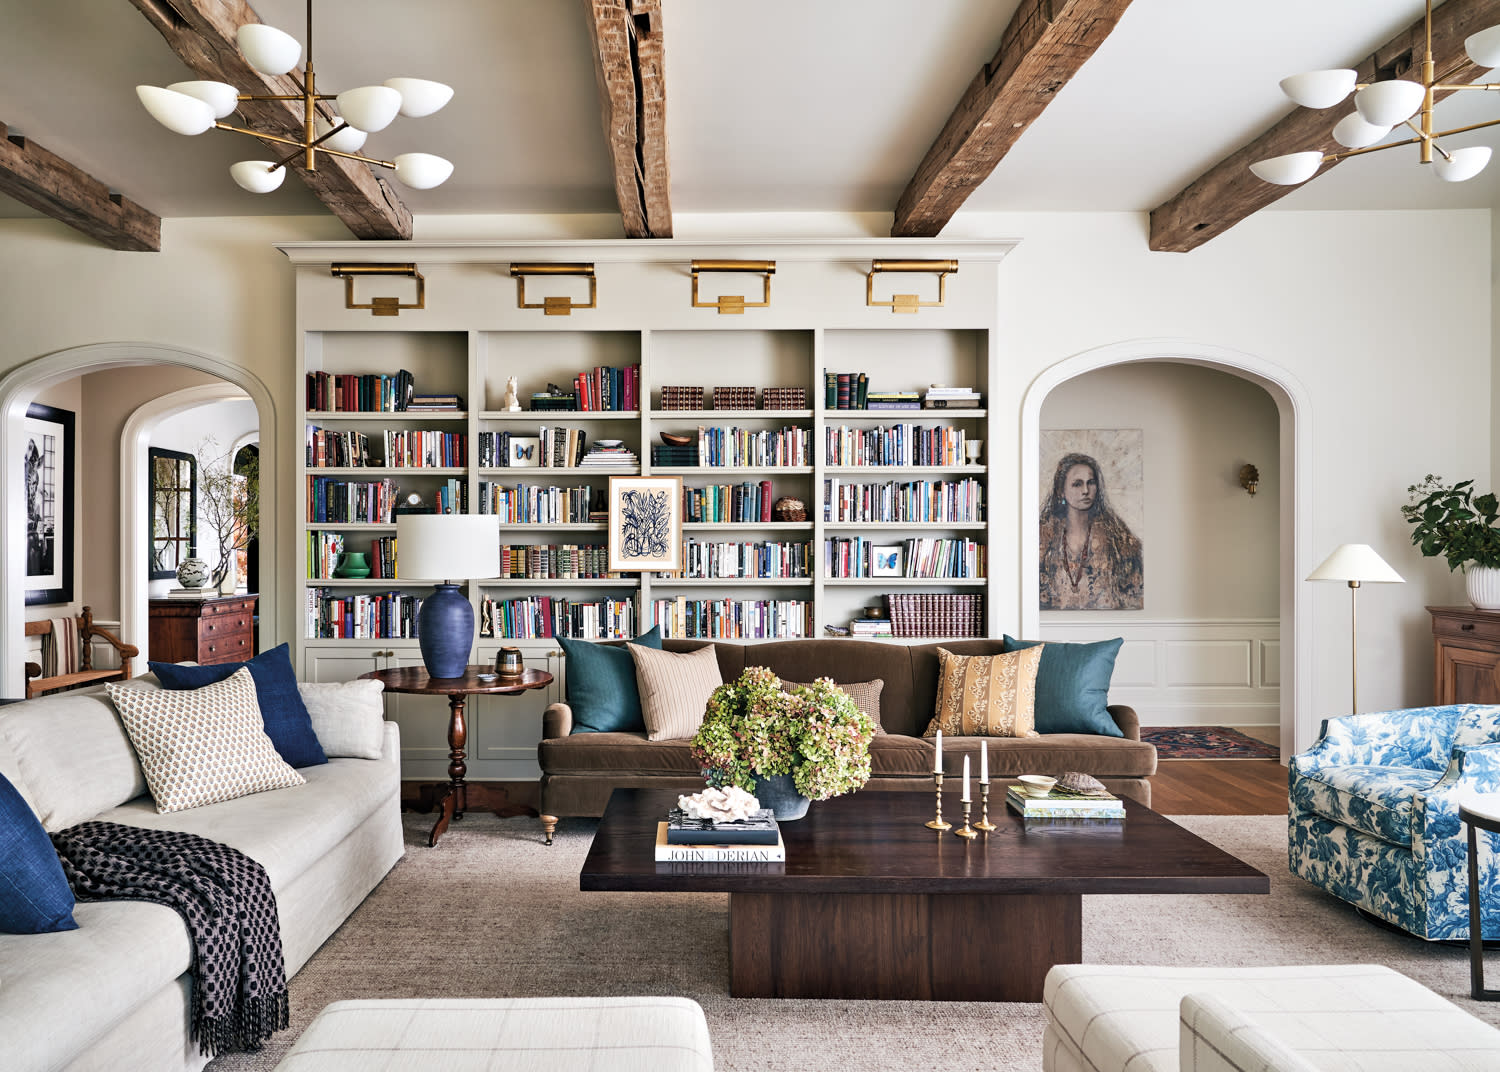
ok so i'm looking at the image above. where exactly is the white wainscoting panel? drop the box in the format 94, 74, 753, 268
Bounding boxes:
1037, 618, 1280, 728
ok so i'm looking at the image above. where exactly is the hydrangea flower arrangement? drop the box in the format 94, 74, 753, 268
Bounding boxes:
689, 665, 876, 801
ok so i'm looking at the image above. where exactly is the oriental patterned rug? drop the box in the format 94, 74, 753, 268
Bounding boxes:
1141, 725, 1280, 760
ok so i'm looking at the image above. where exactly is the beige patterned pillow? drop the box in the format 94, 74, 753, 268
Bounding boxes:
106, 668, 304, 813
923, 646, 1042, 739
781, 678, 886, 734
627, 643, 723, 741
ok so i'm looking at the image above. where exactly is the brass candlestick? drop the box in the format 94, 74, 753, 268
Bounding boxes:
925, 771, 952, 830
955, 798, 978, 839
975, 782, 996, 832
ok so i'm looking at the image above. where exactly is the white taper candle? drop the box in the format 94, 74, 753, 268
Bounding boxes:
935, 729, 943, 773
962, 754, 971, 802
981, 739, 988, 784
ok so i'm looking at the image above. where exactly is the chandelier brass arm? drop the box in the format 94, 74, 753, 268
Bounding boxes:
210, 122, 398, 173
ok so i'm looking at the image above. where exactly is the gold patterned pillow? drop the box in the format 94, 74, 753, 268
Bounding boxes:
923, 646, 1042, 739
106, 668, 304, 813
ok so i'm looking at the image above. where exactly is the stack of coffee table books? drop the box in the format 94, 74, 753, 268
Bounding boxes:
1005, 785, 1126, 820
655, 808, 786, 862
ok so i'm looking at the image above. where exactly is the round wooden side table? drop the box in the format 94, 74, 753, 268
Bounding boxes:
1460, 799, 1500, 999
361, 665, 552, 847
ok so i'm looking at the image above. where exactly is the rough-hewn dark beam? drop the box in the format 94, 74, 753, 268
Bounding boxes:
125, 0, 412, 239
585, 0, 672, 238
892, 0, 1135, 237
1151, 0, 1500, 252
0, 122, 160, 251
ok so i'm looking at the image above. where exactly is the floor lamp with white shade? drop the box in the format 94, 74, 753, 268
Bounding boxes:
1307, 543, 1405, 714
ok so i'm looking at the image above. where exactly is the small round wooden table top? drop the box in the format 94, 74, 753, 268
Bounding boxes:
360, 665, 552, 696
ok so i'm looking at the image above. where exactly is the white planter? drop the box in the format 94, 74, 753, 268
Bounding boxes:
1466, 565, 1500, 610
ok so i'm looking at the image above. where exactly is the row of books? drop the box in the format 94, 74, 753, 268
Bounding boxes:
826, 424, 971, 468
823, 477, 985, 524
478, 597, 636, 640
306, 476, 398, 524
825, 371, 870, 410
476, 482, 598, 524
682, 481, 775, 524
683, 540, 812, 580
430, 478, 468, 515
823, 536, 985, 579
306, 588, 421, 639
570, 363, 641, 412
382, 430, 468, 469
1005, 787, 1125, 820
497, 544, 621, 580
650, 596, 814, 640
651, 445, 700, 467
476, 429, 591, 468
307, 531, 396, 580
306, 426, 371, 468
696, 425, 810, 468
305, 369, 414, 413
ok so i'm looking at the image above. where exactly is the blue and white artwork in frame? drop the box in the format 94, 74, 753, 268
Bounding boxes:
608, 475, 683, 572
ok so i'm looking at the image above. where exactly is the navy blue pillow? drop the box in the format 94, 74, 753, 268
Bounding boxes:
558, 627, 663, 733
0, 771, 77, 934
1002, 635, 1124, 737
150, 643, 328, 768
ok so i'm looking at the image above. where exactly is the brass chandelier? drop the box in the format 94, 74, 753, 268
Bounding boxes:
135, 0, 453, 194
1253, 0, 1500, 186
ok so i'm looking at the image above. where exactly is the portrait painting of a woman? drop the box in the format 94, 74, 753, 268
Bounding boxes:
1039, 449, 1143, 610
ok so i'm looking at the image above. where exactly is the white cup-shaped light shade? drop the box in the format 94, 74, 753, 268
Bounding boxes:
1467, 24, 1500, 68
1279, 69, 1356, 109
395, 514, 499, 580
1434, 145, 1493, 182
314, 115, 368, 154
1249, 151, 1324, 185
336, 86, 402, 133
136, 85, 216, 135
1355, 80, 1425, 127
230, 161, 287, 194
166, 80, 239, 119
384, 77, 454, 118
1332, 113, 1391, 149
393, 153, 454, 189
236, 23, 301, 75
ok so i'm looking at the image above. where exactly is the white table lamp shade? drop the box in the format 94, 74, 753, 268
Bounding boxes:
1307, 544, 1404, 584
396, 514, 498, 580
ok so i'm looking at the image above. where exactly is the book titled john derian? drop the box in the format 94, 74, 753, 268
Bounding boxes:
654, 823, 786, 863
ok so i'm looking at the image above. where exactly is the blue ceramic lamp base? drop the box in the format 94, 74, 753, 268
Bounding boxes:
417, 583, 473, 679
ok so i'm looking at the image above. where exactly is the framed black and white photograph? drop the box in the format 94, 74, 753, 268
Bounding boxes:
607, 475, 684, 572
871, 544, 904, 577
508, 435, 541, 468
23, 403, 74, 606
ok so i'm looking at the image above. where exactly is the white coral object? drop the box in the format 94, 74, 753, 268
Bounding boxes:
678, 785, 761, 822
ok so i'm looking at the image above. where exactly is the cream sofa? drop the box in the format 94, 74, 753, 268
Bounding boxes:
0, 679, 404, 1072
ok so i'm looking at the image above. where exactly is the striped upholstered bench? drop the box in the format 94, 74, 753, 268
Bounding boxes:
274, 997, 713, 1071
1043, 963, 1500, 1072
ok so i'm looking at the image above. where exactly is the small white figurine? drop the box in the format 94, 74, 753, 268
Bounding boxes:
501, 375, 522, 412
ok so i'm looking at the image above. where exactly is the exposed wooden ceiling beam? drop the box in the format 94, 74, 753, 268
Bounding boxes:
0, 122, 160, 251
586, 0, 672, 238
1151, 0, 1500, 253
125, 0, 412, 240
892, 0, 1135, 238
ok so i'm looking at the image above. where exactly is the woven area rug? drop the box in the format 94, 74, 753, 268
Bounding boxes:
205, 810, 1498, 1072
1142, 725, 1280, 759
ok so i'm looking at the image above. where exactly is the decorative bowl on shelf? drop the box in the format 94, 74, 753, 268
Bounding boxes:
660, 432, 692, 446
1017, 774, 1058, 798
595, 439, 624, 449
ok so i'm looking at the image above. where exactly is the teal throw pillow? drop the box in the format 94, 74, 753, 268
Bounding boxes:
559, 626, 663, 733
1002, 635, 1123, 737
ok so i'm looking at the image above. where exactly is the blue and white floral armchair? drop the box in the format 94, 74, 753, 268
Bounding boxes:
1289, 704, 1500, 940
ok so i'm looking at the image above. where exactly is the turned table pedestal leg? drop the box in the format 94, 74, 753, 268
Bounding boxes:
428, 694, 468, 847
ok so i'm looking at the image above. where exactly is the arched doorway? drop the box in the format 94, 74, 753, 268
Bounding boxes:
0, 343, 278, 696
1020, 339, 1313, 759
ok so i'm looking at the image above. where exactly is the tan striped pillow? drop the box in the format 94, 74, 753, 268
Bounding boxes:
923, 646, 1042, 739
627, 643, 724, 741
781, 678, 885, 734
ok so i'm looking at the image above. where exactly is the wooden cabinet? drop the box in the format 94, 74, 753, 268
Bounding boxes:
149, 595, 258, 666
1430, 605, 1500, 704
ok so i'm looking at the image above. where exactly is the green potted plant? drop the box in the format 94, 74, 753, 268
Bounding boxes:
1402, 475, 1500, 609
689, 666, 876, 819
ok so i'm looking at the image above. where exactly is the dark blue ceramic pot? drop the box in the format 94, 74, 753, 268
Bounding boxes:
753, 772, 811, 820
417, 583, 472, 679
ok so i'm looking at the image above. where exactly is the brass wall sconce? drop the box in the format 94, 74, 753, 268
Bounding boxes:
330, 263, 424, 317
510, 263, 597, 316
1239, 463, 1261, 496
867, 259, 958, 314
691, 260, 774, 315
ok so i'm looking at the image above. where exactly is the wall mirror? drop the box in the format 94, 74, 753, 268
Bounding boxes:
149, 447, 196, 580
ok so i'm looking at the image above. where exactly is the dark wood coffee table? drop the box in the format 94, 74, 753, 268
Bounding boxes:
580, 787, 1267, 1002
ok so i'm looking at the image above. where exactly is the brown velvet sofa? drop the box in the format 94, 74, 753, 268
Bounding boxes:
537, 637, 1156, 842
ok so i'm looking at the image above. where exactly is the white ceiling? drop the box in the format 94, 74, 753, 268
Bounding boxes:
2, 0, 1499, 229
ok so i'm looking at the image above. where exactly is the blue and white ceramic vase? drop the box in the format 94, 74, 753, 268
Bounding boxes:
752, 772, 811, 821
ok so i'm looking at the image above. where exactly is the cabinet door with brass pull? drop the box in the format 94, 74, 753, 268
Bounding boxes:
1430, 606, 1500, 705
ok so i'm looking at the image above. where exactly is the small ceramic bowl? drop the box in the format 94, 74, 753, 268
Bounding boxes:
661, 431, 692, 446
1017, 774, 1058, 798
595, 439, 624, 449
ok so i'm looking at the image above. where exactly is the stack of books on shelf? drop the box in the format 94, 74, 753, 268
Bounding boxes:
684, 539, 811, 580
477, 483, 597, 524
1005, 786, 1126, 820
651, 443, 699, 467
849, 617, 894, 638
683, 480, 774, 523
822, 476, 986, 523
498, 544, 618, 580
866, 390, 921, 411
654, 809, 785, 863
650, 596, 814, 640
406, 393, 463, 412
529, 390, 577, 411
479, 596, 634, 640
578, 443, 638, 468
824, 371, 869, 410
305, 369, 413, 413
922, 385, 981, 409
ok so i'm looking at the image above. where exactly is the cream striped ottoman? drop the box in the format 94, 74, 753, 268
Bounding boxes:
1042, 964, 1500, 1072
273, 997, 713, 1071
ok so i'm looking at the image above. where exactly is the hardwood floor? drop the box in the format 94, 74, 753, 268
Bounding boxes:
1150, 760, 1288, 815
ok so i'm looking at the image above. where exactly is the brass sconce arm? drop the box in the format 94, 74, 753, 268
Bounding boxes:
510, 263, 597, 316
690, 260, 775, 314
867, 259, 958, 313
330, 263, 424, 317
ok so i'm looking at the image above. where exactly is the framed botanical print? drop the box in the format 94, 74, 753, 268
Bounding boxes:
23, 403, 74, 606
607, 475, 684, 572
